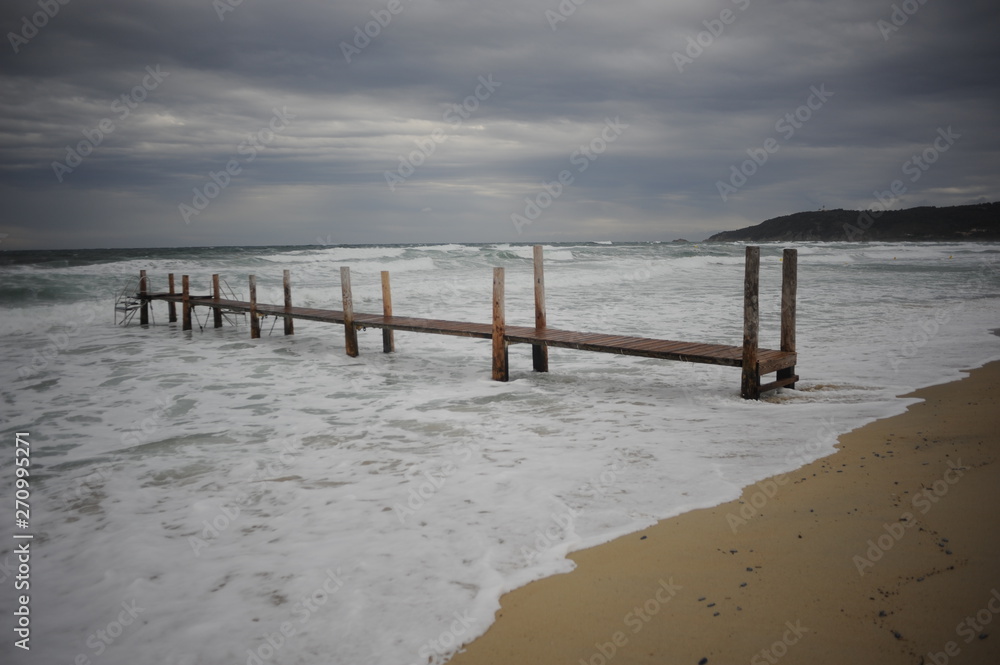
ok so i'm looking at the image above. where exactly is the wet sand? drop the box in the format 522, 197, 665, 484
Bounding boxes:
448, 362, 1000, 665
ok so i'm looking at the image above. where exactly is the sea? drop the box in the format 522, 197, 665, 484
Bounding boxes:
1, 241, 998, 665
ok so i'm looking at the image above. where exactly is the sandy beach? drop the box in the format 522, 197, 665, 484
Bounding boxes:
449, 361, 1000, 665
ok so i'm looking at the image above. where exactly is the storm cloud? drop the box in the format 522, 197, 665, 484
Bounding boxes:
1, 0, 998, 248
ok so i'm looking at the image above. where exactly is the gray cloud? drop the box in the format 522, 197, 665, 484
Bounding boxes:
1, 0, 998, 248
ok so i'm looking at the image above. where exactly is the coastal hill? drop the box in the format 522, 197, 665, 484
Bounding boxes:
707, 202, 1000, 242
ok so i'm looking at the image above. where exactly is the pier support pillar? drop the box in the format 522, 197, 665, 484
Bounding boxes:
492, 267, 509, 381
139, 270, 149, 325
182, 275, 192, 331
777, 248, 798, 389
741, 246, 760, 399
249, 275, 260, 339
532, 245, 548, 373
341, 267, 359, 357
283, 269, 294, 336
212, 274, 223, 328
381, 271, 395, 353
168, 273, 177, 323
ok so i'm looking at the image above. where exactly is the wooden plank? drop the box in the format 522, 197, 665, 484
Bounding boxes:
760, 352, 797, 376
610, 337, 657, 349
741, 246, 760, 399
668, 343, 718, 357
167, 273, 177, 323
686, 343, 736, 356
600, 335, 638, 348
519, 328, 573, 342
502, 328, 747, 364
381, 271, 395, 353
571, 333, 623, 345
691, 343, 738, 356
777, 248, 798, 389
624, 340, 660, 352
212, 274, 223, 328
546, 340, 742, 366
660, 339, 716, 352
257, 303, 345, 325
357, 315, 493, 339
713, 346, 745, 360
649, 341, 708, 355
139, 270, 149, 325
182, 275, 191, 331
249, 275, 260, 339
760, 374, 799, 394
643, 340, 699, 353
532, 245, 548, 372
492, 267, 508, 381
341, 267, 359, 357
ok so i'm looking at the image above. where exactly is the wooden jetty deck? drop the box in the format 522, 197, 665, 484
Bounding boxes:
133, 246, 798, 399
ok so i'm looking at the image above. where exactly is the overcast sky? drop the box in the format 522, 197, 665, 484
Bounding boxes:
1, 0, 998, 249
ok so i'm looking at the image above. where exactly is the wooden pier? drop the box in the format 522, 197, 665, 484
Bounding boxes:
134, 246, 798, 399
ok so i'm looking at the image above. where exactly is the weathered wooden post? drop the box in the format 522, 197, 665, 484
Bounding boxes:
341, 267, 359, 357
381, 270, 395, 353
283, 269, 294, 335
167, 273, 177, 323
492, 267, 508, 381
532, 245, 548, 373
249, 275, 260, 339
212, 274, 223, 328
741, 246, 760, 399
139, 270, 149, 325
778, 248, 798, 388
182, 275, 192, 331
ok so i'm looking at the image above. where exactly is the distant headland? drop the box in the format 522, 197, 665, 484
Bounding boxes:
707, 202, 1000, 242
